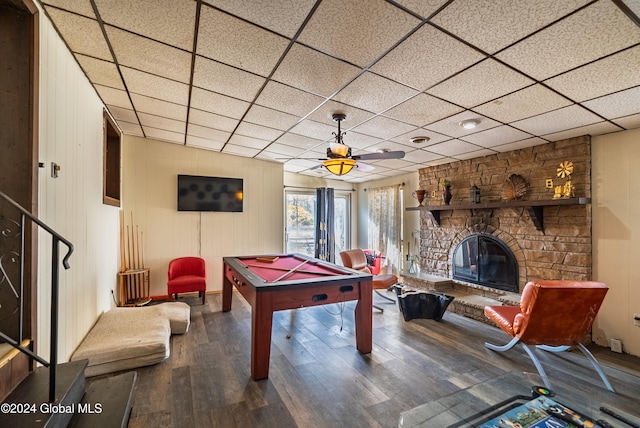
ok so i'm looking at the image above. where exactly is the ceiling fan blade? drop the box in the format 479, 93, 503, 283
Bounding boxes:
353, 150, 405, 160
308, 164, 323, 171
355, 162, 375, 172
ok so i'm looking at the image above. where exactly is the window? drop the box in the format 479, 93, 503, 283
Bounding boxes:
103, 110, 121, 206
285, 190, 350, 257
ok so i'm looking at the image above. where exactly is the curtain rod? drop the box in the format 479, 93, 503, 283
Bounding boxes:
363, 182, 405, 192
284, 185, 356, 192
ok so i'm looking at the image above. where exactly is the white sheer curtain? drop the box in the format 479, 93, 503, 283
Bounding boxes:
367, 185, 402, 274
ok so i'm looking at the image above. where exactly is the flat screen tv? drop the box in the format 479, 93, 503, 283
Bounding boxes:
177, 175, 243, 212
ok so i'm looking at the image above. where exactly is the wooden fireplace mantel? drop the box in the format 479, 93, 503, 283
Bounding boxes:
406, 197, 591, 231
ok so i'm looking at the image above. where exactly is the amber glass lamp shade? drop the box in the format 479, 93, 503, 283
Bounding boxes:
323, 158, 356, 176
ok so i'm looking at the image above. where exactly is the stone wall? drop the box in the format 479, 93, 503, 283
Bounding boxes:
416, 136, 591, 292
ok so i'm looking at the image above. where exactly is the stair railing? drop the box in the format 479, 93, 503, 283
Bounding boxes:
0, 190, 73, 403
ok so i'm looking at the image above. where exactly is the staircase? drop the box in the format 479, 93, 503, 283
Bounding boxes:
0, 191, 136, 427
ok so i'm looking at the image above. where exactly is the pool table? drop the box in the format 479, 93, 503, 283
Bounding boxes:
222, 253, 373, 380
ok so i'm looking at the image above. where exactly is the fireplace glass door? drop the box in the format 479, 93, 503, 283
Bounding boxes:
452, 235, 518, 292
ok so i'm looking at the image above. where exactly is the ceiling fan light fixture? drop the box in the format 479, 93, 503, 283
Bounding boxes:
323, 158, 356, 176
329, 142, 350, 157
459, 119, 480, 130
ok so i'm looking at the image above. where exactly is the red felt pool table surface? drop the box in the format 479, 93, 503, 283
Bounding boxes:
237, 254, 350, 283
222, 253, 373, 380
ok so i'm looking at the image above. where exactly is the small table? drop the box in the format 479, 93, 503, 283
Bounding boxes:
399, 371, 640, 427
222, 253, 373, 380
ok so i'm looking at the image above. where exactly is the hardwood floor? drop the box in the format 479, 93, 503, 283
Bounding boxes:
122, 291, 640, 428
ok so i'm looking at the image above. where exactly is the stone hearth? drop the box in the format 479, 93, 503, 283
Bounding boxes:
399, 272, 520, 324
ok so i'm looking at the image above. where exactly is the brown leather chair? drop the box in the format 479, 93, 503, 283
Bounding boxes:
168, 257, 207, 304
484, 280, 614, 392
340, 249, 397, 312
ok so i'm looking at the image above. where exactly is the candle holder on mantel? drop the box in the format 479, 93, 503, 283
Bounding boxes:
441, 179, 452, 205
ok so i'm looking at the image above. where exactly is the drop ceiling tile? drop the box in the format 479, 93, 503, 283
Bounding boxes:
621, 0, 640, 17
105, 26, 192, 83
186, 135, 225, 151
94, 85, 133, 109
273, 43, 361, 97
289, 120, 337, 140
492, 137, 548, 152
298, 0, 420, 67
351, 116, 417, 140
544, 46, 640, 102
41, 0, 95, 17
261, 143, 308, 157
425, 111, 501, 138
383, 94, 464, 127
366, 158, 415, 170
203, 0, 316, 38
44, 7, 112, 60
306, 101, 374, 129
402, 149, 445, 164
372, 25, 485, 91
427, 59, 534, 108
511, 104, 602, 135
543, 121, 624, 141
116, 120, 144, 136
392, 0, 450, 19
431, 0, 591, 54
391, 129, 451, 147
227, 135, 271, 150
283, 159, 319, 170
455, 148, 497, 160
275, 133, 323, 151
333, 72, 419, 114
76, 54, 124, 89
461, 125, 532, 148
255, 81, 326, 117
425, 139, 483, 156
473, 84, 572, 123
138, 112, 186, 134
235, 122, 283, 141
255, 151, 286, 163
144, 127, 184, 144
121, 67, 189, 105
198, 5, 289, 77
94, 0, 196, 50
582, 86, 640, 119
243, 105, 301, 131
188, 109, 238, 132
106, 106, 138, 123
613, 113, 640, 129
193, 56, 266, 102
359, 140, 409, 154
190, 88, 250, 119
187, 124, 231, 142
131, 94, 188, 121
496, 1, 640, 80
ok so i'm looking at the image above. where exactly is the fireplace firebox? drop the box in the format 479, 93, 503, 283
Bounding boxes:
452, 234, 518, 292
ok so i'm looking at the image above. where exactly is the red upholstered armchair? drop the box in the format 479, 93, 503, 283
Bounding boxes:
167, 257, 206, 304
484, 280, 614, 392
340, 249, 397, 312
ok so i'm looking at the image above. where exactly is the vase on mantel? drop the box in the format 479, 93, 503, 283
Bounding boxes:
442, 185, 452, 205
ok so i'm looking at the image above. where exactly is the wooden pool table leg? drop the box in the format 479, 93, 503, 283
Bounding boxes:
355, 278, 373, 354
251, 292, 274, 380
222, 273, 233, 312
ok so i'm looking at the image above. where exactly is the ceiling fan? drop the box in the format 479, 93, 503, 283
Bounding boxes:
308, 113, 406, 176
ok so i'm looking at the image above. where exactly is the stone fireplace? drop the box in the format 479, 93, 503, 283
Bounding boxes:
452, 233, 518, 292
402, 136, 593, 321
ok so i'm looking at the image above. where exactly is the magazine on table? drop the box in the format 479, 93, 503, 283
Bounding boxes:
478, 395, 601, 428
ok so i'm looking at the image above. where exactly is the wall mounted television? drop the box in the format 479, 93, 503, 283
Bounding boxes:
177, 175, 243, 212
